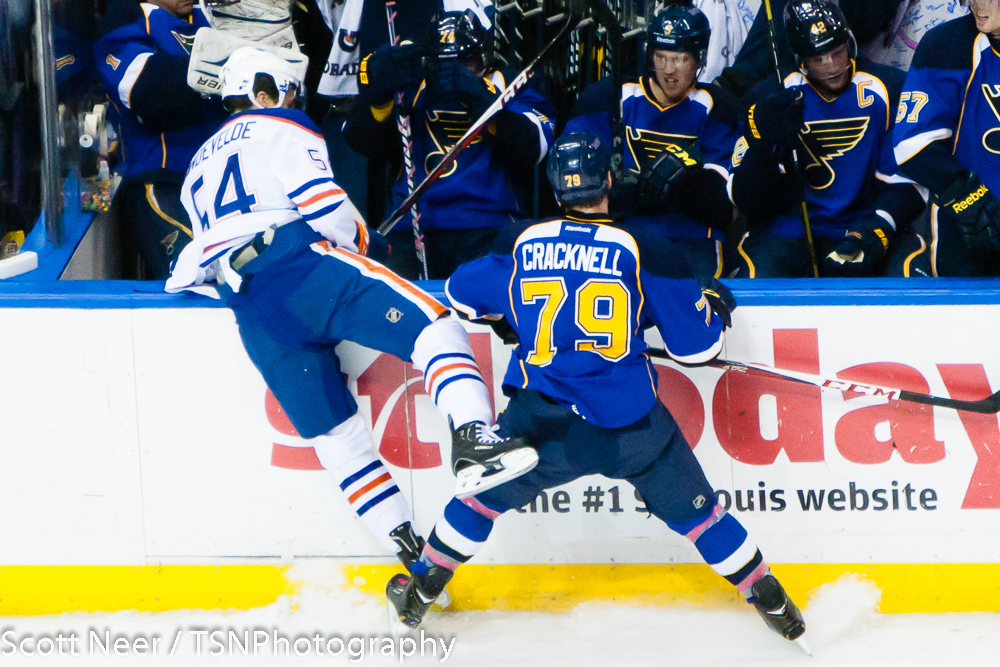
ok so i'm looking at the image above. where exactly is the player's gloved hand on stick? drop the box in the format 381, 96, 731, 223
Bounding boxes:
822, 213, 892, 277
937, 172, 1000, 254
703, 278, 736, 329
359, 42, 425, 105
430, 59, 500, 120
636, 143, 703, 213
745, 89, 804, 151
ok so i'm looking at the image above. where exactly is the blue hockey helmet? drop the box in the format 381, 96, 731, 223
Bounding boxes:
784, 0, 857, 61
546, 133, 611, 206
646, 6, 711, 65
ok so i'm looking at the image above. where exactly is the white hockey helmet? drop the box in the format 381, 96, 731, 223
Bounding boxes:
220, 46, 303, 109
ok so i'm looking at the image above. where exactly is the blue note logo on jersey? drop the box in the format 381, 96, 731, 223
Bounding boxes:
626, 126, 698, 168
982, 85, 1000, 155
423, 110, 484, 178
171, 31, 197, 55
799, 117, 870, 190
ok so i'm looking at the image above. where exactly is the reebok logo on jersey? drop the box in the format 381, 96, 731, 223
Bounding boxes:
951, 184, 990, 213
386, 307, 403, 323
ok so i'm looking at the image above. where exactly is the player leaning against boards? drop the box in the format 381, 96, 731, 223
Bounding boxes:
165, 47, 538, 577
728, 0, 926, 278
893, 0, 1000, 277
387, 132, 809, 654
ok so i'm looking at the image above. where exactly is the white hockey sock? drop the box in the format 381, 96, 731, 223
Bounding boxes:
411, 318, 493, 427
310, 414, 411, 553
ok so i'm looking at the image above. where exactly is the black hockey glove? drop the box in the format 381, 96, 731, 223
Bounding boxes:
937, 173, 1000, 254
745, 89, 804, 151
430, 59, 500, 120
359, 43, 425, 106
822, 214, 893, 277
703, 279, 736, 330
636, 143, 703, 214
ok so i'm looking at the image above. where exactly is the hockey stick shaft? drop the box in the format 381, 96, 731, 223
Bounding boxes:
645, 348, 1000, 414
377, 13, 585, 236
384, 0, 430, 279
762, 0, 818, 278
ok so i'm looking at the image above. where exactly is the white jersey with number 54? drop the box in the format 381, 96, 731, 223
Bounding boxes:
166, 108, 365, 293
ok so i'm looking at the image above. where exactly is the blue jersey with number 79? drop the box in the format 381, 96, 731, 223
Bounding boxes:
445, 212, 725, 428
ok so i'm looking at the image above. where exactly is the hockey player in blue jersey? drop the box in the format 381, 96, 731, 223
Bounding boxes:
343, 9, 555, 279
95, 0, 228, 278
729, 0, 926, 278
564, 6, 740, 283
893, 0, 1000, 277
385, 133, 808, 649
167, 48, 538, 569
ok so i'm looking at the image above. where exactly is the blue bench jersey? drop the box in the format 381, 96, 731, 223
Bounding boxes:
390, 70, 555, 232
445, 213, 725, 429
95, 1, 225, 180
893, 15, 1000, 194
565, 78, 740, 240
733, 63, 908, 239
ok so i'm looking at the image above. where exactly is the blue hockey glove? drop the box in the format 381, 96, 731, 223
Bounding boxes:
822, 213, 892, 277
703, 278, 736, 329
359, 42, 425, 106
429, 59, 499, 120
745, 89, 804, 151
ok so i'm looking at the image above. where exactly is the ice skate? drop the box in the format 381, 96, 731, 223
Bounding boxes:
751, 574, 809, 654
451, 420, 538, 499
386, 566, 454, 629
389, 522, 452, 609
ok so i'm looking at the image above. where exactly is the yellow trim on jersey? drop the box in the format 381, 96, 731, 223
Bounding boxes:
954, 34, 989, 154
346, 562, 1000, 614
639, 77, 690, 113
902, 234, 927, 278
713, 240, 724, 279
786, 61, 857, 103
930, 205, 941, 278
145, 184, 193, 238
160, 133, 167, 169
519, 358, 529, 389
737, 232, 756, 278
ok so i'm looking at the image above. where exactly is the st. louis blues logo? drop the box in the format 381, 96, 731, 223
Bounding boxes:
625, 127, 698, 170
423, 110, 484, 177
798, 117, 870, 190
338, 29, 359, 52
171, 31, 197, 55
982, 84, 1000, 155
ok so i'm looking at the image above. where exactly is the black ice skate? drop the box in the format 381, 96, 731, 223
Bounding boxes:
751, 574, 810, 654
386, 566, 454, 629
389, 522, 452, 609
450, 420, 538, 499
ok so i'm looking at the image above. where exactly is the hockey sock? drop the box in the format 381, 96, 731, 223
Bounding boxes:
668, 502, 770, 601
415, 497, 499, 573
410, 318, 494, 427
310, 413, 411, 553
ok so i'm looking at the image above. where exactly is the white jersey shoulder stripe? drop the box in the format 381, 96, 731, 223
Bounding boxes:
515, 220, 564, 246
688, 88, 714, 115
593, 224, 639, 263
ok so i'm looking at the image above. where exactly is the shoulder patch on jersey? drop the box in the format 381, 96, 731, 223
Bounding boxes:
515, 220, 564, 246
974, 33, 992, 73
784, 72, 808, 89
622, 82, 645, 102
852, 71, 889, 108
594, 225, 639, 263
489, 70, 505, 90
687, 88, 714, 115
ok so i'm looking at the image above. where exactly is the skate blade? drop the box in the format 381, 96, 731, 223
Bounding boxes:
454, 448, 539, 499
434, 587, 453, 610
794, 636, 811, 656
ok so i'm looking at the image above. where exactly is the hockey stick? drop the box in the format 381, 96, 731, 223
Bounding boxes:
384, 0, 430, 279
644, 348, 1000, 414
762, 0, 818, 278
583, 0, 624, 181
377, 11, 587, 236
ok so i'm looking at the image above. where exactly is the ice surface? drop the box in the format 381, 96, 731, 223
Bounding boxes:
0, 562, 996, 666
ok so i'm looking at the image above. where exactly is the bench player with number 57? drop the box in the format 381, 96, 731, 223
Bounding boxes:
165, 47, 537, 574
385, 133, 808, 653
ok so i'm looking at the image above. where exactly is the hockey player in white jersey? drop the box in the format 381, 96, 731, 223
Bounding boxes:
166, 47, 537, 567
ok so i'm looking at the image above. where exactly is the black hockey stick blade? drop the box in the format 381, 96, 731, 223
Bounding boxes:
377, 11, 582, 236
645, 348, 1000, 414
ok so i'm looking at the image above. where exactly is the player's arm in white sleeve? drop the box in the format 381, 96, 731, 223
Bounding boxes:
270, 118, 368, 254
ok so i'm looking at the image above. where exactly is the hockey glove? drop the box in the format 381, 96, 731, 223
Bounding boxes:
822, 213, 893, 277
359, 42, 425, 106
937, 173, 1000, 254
430, 59, 500, 120
703, 278, 736, 330
636, 143, 703, 214
745, 89, 804, 151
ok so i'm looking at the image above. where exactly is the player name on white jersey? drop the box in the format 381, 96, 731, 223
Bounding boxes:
189, 119, 258, 170
521, 242, 624, 276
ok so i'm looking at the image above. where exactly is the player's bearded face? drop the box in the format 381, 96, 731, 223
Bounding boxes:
149, 0, 195, 17
970, 0, 1000, 34
651, 50, 698, 105
802, 43, 851, 93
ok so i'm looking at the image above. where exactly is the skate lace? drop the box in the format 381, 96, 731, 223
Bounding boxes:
474, 423, 505, 445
